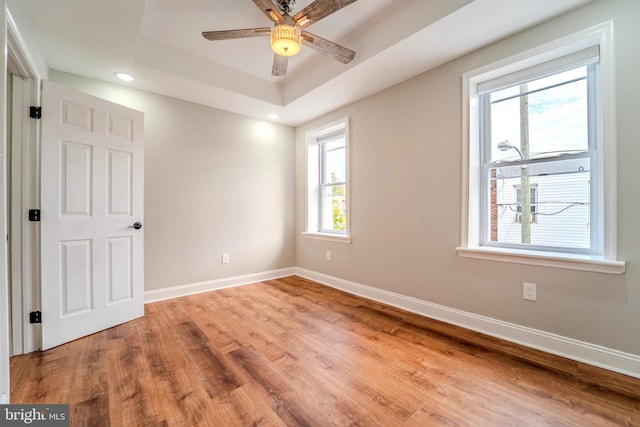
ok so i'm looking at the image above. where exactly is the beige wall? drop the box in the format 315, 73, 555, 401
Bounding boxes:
51, 70, 296, 291
296, 0, 640, 356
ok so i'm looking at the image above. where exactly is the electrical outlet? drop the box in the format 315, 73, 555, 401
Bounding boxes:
523, 282, 537, 301
221, 253, 230, 264
326, 250, 332, 261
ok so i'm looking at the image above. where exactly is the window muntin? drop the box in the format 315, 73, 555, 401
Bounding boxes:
480, 61, 599, 254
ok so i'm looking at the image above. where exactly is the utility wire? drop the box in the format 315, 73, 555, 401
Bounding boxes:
497, 201, 587, 216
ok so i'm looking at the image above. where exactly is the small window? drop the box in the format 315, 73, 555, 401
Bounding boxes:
320, 133, 347, 233
513, 184, 538, 224
304, 118, 351, 242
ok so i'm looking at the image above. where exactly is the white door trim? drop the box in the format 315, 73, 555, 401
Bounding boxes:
1, 0, 11, 404
7, 6, 41, 357
2, 3, 43, 402
9, 75, 39, 355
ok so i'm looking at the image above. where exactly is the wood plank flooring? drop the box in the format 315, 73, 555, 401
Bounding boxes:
10, 276, 640, 426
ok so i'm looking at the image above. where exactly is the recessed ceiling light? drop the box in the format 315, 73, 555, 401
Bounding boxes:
267, 113, 279, 120
114, 72, 136, 82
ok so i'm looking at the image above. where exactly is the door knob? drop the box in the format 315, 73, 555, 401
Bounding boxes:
128, 222, 142, 230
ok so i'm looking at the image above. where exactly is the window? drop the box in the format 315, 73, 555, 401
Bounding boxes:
513, 184, 538, 225
458, 22, 624, 274
320, 133, 347, 233
484, 64, 593, 251
305, 118, 351, 242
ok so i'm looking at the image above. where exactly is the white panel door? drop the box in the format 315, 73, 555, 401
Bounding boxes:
41, 80, 144, 350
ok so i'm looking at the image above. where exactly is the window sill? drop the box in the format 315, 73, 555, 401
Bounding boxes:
302, 232, 352, 243
456, 246, 625, 275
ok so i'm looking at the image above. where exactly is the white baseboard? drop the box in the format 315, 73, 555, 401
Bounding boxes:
144, 267, 297, 304
0, 394, 8, 404
295, 267, 640, 380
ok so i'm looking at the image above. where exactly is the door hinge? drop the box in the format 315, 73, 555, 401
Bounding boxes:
28, 209, 41, 222
29, 106, 42, 119
29, 311, 42, 324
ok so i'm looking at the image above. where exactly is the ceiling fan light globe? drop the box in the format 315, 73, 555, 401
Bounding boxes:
271, 24, 301, 57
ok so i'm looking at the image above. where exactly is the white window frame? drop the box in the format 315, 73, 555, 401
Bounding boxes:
303, 117, 352, 243
457, 21, 625, 274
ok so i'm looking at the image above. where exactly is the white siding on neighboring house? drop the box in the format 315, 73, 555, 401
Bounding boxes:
496, 172, 590, 248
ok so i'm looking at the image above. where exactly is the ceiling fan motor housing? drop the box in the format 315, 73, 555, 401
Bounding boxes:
277, 0, 296, 14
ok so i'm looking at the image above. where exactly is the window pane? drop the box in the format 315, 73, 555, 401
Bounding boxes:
322, 138, 346, 184
488, 158, 591, 248
321, 184, 347, 232
489, 67, 588, 163
528, 77, 588, 154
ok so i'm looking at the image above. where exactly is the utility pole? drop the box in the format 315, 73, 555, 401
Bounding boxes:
520, 83, 531, 244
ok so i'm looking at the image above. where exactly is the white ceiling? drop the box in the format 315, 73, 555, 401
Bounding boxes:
22, 0, 591, 126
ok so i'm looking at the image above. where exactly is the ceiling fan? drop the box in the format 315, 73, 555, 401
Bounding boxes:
202, 0, 357, 76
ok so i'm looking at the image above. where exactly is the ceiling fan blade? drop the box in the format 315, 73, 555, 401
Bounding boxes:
301, 31, 355, 64
272, 54, 289, 76
293, 0, 357, 28
202, 28, 271, 41
252, 0, 283, 23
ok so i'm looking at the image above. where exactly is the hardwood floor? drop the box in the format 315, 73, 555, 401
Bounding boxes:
10, 276, 640, 426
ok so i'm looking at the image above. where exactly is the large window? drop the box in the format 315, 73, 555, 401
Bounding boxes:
482, 62, 595, 252
458, 22, 624, 274
305, 118, 351, 242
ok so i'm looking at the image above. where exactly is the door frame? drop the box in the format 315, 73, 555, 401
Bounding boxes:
9, 74, 39, 355
0, 1, 9, 404
7, 6, 40, 358
0, 1, 40, 403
